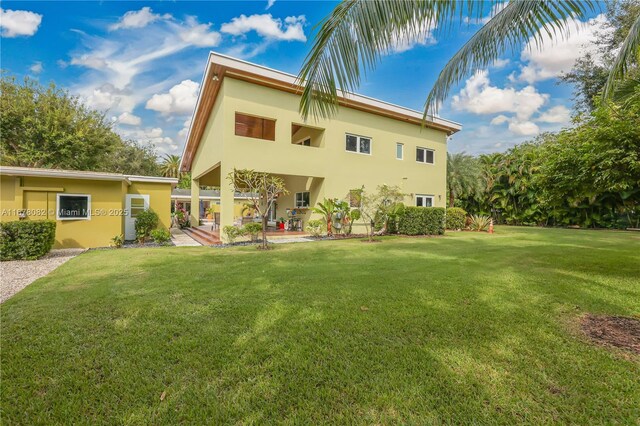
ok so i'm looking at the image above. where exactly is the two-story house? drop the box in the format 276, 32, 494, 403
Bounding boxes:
180, 52, 461, 238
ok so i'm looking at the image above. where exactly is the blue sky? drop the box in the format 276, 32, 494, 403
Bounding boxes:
1, 1, 607, 156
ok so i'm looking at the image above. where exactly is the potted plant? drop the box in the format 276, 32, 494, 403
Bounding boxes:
206, 206, 215, 220
278, 217, 286, 230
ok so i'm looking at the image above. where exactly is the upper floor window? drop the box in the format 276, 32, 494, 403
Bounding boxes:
295, 137, 311, 146
235, 113, 275, 141
396, 143, 404, 160
415, 194, 433, 207
416, 147, 434, 164
295, 191, 310, 208
346, 134, 371, 155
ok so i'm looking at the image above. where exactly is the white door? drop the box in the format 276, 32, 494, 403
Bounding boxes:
125, 194, 150, 240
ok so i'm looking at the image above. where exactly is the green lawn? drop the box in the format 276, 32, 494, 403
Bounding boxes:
1, 227, 639, 424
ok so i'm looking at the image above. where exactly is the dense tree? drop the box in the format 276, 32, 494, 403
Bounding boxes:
160, 154, 181, 178
446, 152, 483, 207
0, 74, 160, 175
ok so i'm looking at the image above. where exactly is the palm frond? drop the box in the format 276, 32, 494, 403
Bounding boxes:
298, 0, 594, 120
612, 77, 640, 107
603, 13, 640, 99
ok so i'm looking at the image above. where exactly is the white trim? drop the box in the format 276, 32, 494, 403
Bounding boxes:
345, 133, 372, 156
56, 193, 91, 221
415, 194, 434, 208
396, 142, 404, 160
126, 175, 178, 184
416, 147, 435, 165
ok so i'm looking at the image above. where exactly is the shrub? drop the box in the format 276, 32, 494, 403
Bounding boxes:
173, 208, 190, 229
397, 207, 445, 236
135, 209, 159, 243
150, 229, 172, 245
223, 225, 244, 244
469, 214, 491, 232
243, 222, 262, 242
0, 220, 56, 260
111, 234, 124, 248
446, 207, 467, 230
305, 219, 325, 237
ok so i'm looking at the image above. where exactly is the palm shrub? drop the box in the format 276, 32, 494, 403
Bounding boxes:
111, 234, 124, 248
312, 198, 338, 236
134, 209, 159, 243
469, 215, 491, 232
305, 219, 325, 237
243, 222, 262, 242
446, 207, 467, 230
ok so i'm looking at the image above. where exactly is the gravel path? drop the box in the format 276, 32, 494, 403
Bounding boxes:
0, 249, 84, 303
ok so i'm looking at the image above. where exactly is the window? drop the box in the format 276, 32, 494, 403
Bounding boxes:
295, 137, 311, 146
235, 113, 276, 140
56, 194, 91, 220
416, 147, 435, 164
130, 197, 145, 217
295, 191, 310, 208
415, 194, 434, 207
345, 134, 371, 155
396, 143, 404, 160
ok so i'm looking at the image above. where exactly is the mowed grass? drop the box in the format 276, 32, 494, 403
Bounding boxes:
1, 227, 639, 424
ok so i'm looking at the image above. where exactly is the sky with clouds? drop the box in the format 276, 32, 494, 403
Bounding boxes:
1, 1, 608, 156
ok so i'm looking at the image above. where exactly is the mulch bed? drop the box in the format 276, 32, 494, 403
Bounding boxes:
581, 314, 640, 355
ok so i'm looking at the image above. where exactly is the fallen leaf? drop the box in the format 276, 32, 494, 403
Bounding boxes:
160, 391, 166, 401
360, 306, 369, 311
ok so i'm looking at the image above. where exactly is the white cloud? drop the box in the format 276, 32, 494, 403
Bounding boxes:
389, 23, 437, 53
178, 118, 192, 140
464, 2, 509, 25
452, 70, 548, 120
536, 105, 571, 124
492, 58, 510, 69
507, 120, 539, 136
110, 7, 171, 31
518, 14, 610, 83
0, 8, 42, 37
220, 14, 306, 42
117, 112, 142, 126
118, 127, 178, 154
490, 114, 509, 125
176, 16, 221, 47
266, 0, 276, 10
30, 61, 43, 74
146, 80, 199, 115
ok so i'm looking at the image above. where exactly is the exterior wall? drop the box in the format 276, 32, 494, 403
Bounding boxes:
128, 181, 173, 230
0, 175, 123, 248
190, 76, 449, 237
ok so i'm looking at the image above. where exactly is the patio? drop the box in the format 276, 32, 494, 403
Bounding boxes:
182, 225, 310, 245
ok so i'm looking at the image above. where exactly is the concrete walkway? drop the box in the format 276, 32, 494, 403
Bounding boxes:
270, 237, 316, 244
171, 228, 201, 246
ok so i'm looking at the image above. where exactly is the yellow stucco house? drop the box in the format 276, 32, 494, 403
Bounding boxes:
180, 52, 461, 238
0, 167, 177, 248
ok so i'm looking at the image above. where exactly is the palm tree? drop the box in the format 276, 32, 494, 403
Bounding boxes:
447, 152, 482, 207
312, 198, 337, 236
603, 11, 640, 99
298, 0, 599, 119
160, 154, 181, 178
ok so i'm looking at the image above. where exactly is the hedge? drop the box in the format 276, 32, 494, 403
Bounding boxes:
1, 220, 56, 260
446, 207, 467, 230
397, 207, 445, 236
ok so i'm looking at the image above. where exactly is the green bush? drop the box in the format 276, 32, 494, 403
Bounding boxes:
469, 214, 491, 232
1, 220, 56, 260
243, 222, 262, 241
134, 209, 159, 242
397, 207, 445, 236
111, 234, 124, 248
150, 229, 172, 245
446, 207, 467, 230
223, 225, 244, 244
305, 219, 325, 237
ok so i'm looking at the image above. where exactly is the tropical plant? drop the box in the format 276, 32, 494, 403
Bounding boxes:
111, 234, 125, 248
603, 3, 640, 99
134, 209, 159, 243
160, 154, 181, 178
358, 185, 405, 241
447, 153, 483, 208
222, 225, 244, 244
243, 222, 263, 242
469, 214, 492, 232
173, 208, 190, 229
298, 0, 596, 119
227, 169, 288, 249
305, 219, 325, 237
312, 198, 338, 236
150, 229, 172, 246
